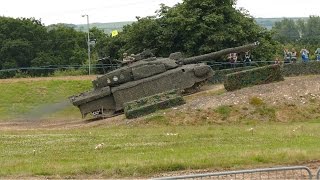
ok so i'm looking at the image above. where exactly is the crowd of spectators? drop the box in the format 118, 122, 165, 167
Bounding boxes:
218, 47, 320, 69
227, 51, 252, 68
281, 47, 320, 64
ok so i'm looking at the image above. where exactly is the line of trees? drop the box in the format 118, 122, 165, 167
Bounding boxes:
1, 0, 320, 78
0, 17, 89, 78
271, 16, 320, 60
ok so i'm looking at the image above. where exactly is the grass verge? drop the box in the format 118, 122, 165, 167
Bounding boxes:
1, 121, 320, 178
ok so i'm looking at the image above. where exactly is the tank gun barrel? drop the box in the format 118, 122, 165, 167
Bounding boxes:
182, 42, 259, 64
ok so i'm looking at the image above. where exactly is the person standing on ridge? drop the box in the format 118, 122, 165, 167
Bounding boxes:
315, 47, 320, 61
283, 48, 291, 64
300, 48, 309, 63
291, 48, 297, 63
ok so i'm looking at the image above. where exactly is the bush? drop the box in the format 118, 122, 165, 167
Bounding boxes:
224, 65, 284, 91
209, 66, 255, 84
249, 96, 264, 106
282, 61, 320, 77
215, 105, 232, 120
0, 70, 16, 79
124, 90, 185, 119
13, 70, 32, 78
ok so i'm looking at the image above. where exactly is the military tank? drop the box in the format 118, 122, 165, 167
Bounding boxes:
70, 42, 259, 118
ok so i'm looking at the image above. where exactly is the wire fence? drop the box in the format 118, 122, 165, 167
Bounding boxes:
152, 166, 314, 180
0, 64, 120, 72
317, 167, 320, 180
0, 59, 316, 77
0, 60, 274, 73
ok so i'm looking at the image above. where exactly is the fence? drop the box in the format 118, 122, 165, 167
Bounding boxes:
0, 60, 315, 78
0, 64, 120, 72
0, 64, 121, 78
0, 60, 271, 74
152, 166, 313, 180
317, 167, 320, 180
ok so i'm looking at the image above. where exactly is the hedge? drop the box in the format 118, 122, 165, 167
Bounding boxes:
209, 66, 255, 84
124, 90, 185, 119
282, 61, 320, 77
224, 64, 284, 91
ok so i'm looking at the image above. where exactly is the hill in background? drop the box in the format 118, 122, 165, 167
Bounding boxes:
65, 17, 308, 34
255, 17, 308, 29
70, 21, 134, 34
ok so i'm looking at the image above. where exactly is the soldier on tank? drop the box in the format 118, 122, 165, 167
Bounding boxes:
122, 53, 128, 62
122, 53, 135, 63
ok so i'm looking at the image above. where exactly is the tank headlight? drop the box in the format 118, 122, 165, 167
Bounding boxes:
107, 78, 111, 84
113, 76, 119, 82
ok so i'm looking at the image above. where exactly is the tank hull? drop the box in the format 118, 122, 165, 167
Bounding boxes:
69, 42, 259, 118
70, 64, 213, 118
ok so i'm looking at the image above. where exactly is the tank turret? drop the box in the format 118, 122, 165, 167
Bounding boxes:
69, 42, 259, 118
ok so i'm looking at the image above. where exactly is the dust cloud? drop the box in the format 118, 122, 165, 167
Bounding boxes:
22, 100, 72, 121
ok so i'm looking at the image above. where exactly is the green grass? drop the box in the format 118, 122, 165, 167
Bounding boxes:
215, 105, 232, 120
52, 69, 87, 77
1, 77, 320, 178
144, 114, 170, 125
0, 79, 92, 120
1, 122, 320, 178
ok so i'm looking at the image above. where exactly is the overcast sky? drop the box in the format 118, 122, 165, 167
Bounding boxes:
1, 0, 319, 25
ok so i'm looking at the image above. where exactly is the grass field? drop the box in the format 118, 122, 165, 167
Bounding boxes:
0, 78, 92, 120
1, 121, 320, 178
1, 76, 320, 178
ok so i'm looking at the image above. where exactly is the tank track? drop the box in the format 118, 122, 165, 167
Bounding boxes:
86, 111, 123, 122
182, 81, 206, 95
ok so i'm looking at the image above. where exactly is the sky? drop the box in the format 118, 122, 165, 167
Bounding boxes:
1, 0, 320, 25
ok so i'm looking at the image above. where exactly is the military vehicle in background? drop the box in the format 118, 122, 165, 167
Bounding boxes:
96, 57, 122, 74
69, 42, 259, 118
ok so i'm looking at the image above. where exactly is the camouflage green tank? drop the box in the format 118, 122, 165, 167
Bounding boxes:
69, 42, 259, 118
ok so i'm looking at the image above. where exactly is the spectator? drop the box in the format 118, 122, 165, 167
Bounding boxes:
315, 48, 320, 61
291, 48, 297, 63
244, 51, 251, 66
300, 48, 309, 63
283, 48, 291, 64
274, 57, 281, 65
227, 53, 237, 68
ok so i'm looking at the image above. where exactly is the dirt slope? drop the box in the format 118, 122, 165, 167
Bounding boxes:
1, 75, 320, 129
186, 75, 320, 110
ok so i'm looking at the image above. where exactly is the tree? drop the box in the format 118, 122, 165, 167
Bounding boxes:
0, 39, 33, 67
46, 25, 87, 65
272, 18, 300, 43
0, 17, 48, 70
300, 16, 320, 45
102, 0, 276, 63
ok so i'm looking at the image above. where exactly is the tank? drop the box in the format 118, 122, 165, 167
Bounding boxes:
69, 42, 259, 118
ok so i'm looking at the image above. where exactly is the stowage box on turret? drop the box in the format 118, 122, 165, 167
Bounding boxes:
69, 42, 259, 118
